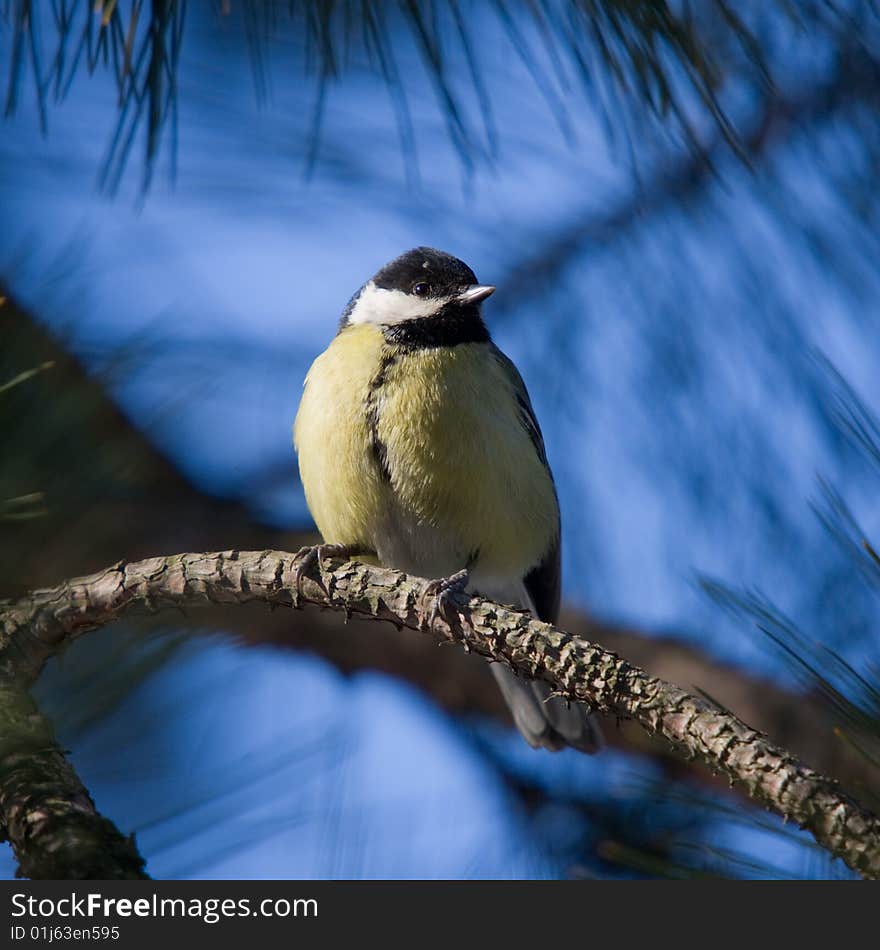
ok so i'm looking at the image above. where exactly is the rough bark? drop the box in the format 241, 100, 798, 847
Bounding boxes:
6, 287, 873, 800
0, 683, 148, 879
174, 600, 878, 803
1, 549, 879, 879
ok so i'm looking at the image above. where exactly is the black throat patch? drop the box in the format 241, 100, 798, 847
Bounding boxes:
381, 303, 490, 351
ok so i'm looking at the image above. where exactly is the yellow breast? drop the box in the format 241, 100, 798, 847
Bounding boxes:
375, 343, 558, 577
293, 324, 558, 579
293, 323, 388, 549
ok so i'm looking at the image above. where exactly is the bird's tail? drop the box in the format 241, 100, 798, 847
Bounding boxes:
489, 662, 603, 754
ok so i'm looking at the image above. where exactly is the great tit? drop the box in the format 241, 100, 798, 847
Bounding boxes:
293, 247, 602, 753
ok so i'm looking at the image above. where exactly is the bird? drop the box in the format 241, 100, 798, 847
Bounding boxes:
293, 247, 602, 753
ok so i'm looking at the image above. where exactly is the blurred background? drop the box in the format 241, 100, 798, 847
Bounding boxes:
2, 0, 880, 879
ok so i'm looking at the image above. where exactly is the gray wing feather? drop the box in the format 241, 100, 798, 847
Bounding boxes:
524, 535, 561, 625
488, 344, 603, 754
489, 344, 551, 468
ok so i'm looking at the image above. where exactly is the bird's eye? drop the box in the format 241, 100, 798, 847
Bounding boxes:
413, 282, 430, 297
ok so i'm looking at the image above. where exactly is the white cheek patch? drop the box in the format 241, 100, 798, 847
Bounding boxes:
347, 281, 446, 326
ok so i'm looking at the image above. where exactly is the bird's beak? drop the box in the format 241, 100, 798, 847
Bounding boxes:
457, 284, 496, 304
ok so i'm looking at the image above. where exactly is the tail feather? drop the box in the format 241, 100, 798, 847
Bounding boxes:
490, 663, 603, 754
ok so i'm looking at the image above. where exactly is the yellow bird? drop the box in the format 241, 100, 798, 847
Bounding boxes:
294, 247, 601, 752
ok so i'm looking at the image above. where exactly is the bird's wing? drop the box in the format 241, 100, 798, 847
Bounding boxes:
523, 537, 561, 625
487, 346, 602, 753
489, 344, 551, 469
489, 343, 560, 623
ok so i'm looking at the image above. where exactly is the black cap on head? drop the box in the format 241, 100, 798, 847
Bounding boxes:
372, 247, 479, 299
340, 247, 494, 347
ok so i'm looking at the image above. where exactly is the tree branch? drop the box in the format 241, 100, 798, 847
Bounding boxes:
1, 549, 879, 878
7, 285, 874, 802
0, 683, 148, 879
183, 599, 878, 804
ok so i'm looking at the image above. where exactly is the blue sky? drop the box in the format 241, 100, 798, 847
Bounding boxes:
1, 5, 875, 879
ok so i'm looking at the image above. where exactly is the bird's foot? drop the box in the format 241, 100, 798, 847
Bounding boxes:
422, 568, 470, 633
292, 543, 364, 606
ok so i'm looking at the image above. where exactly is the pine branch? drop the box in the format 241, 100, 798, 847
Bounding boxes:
1, 549, 879, 878
9, 284, 874, 803
0, 683, 148, 879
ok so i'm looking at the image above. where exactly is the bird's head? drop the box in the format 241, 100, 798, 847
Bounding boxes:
340, 247, 495, 339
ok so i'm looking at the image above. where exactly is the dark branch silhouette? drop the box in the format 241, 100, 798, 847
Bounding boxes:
2, 549, 879, 879
0, 683, 148, 879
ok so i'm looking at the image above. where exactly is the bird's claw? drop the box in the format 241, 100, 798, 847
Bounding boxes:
422, 568, 470, 632
292, 543, 361, 606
